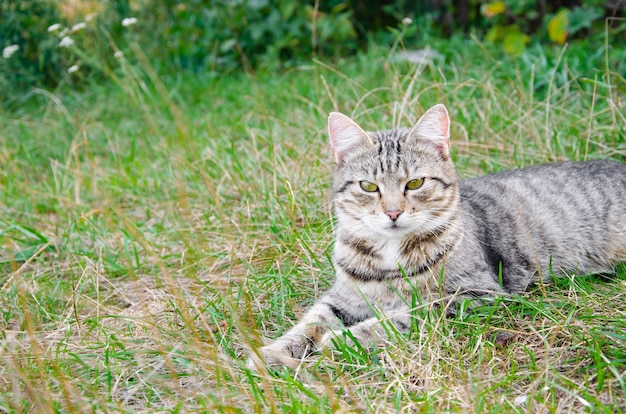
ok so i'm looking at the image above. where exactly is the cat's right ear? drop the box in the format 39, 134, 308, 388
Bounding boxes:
328, 112, 374, 165
408, 104, 451, 159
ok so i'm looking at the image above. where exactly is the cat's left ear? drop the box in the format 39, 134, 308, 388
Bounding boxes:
328, 112, 375, 165
408, 104, 450, 159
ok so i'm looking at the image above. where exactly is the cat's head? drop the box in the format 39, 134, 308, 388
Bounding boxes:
328, 104, 459, 239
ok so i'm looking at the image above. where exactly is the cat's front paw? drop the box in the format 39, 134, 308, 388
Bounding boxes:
320, 329, 348, 348
246, 340, 310, 370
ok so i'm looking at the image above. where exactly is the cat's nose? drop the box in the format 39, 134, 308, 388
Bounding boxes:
385, 209, 403, 221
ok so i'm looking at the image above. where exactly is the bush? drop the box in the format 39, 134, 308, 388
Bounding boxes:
1, 0, 624, 105
1, 0, 358, 104
0, 0, 65, 102
0, 0, 139, 106
481, 0, 610, 54
132, 0, 357, 72
348, 1, 623, 55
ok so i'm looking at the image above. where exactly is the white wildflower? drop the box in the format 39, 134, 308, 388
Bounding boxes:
71, 22, 87, 32
402, 17, 413, 26
2, 44, 19, 59
513, 395, 528, 406
395, 48, 443, 64
85, 13, 97, 22
48, 23, 62, 32
121, 17, 137, 27
114, 50, 124, 59
59, 36, 75, 48
68, 64, 80, 73
59, 28, 69, 37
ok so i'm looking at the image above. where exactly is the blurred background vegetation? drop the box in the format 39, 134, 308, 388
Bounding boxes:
1, 0, 625, 108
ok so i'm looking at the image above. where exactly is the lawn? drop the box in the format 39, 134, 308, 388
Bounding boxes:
1, 36, 625, 412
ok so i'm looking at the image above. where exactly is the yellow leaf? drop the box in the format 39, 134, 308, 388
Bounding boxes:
548, 10, 569, 44
485, 25, 505, 43
481, 1, 506, 18
503, 31, 530, 55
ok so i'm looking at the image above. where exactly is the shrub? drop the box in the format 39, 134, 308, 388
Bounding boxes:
2, 0, 623, 105
0, 0, 137, 106
0, 0, 65, 103
481, 0, 609, 54
133, 0, 357, 72
1, 0, 358, 103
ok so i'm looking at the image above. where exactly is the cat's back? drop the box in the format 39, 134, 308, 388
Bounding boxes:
460, 160, 626, 204
457, 160, 626, 291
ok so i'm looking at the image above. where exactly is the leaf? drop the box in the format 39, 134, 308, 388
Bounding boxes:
485, 24, 529, 54
0, 223, 54, 264
481, 1, 506, 18
279, 0, 297, 19
503, 31, 530, 55
1, 223, 49, 244
567, 6, 603, 34
485, 25, 505, 43
219, 38, 237, 52
548, 10, 569, 45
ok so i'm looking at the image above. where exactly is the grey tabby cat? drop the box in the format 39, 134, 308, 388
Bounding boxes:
249, 104, 626, 369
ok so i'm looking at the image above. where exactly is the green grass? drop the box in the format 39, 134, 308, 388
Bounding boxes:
1, 34, 626, 412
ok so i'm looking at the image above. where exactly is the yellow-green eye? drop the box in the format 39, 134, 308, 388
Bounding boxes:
359, 181, 379, 192
406, 178, 424, 190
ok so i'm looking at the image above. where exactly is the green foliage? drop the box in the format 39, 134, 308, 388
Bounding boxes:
1, 0, 624, 104
482, 0, 608, 54
0, 0, 140, 107
1, 0, 357, 103
133, 0, 356, 72
0, 0, 64, 101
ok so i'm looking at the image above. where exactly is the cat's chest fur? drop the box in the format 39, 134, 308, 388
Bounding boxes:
368, 238, 404, 269
333, 232, 448, 281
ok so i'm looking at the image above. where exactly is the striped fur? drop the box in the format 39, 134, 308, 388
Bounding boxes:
248, 104, 626, 369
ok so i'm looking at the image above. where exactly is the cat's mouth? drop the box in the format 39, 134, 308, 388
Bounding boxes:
387, 222, 406, 232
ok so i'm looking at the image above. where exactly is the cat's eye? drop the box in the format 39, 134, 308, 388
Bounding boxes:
406, 178, 424, 190
359, 181, 379, 192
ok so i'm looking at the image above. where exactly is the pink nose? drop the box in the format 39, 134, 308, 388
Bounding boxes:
386, 210, 403, 221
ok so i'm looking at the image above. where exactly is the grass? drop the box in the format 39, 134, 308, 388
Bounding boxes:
1, 33, 626, 412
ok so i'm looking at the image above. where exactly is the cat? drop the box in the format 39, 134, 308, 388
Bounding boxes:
248, 104, 626, 369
